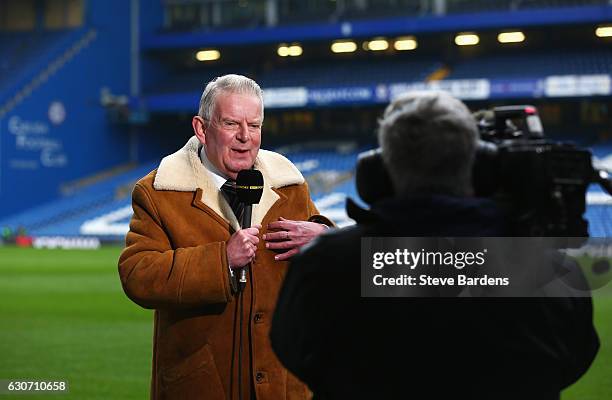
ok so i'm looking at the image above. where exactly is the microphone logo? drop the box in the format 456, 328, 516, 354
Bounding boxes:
236, 169, 264, 205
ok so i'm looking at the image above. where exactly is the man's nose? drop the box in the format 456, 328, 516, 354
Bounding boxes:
236, 122, 249, 142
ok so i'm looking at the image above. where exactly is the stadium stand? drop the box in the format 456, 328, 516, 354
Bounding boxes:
0, 145, 363, 239
0, 28, 83, 105
145, 58, 441, 95
0, 31, 63, 87
146, 66, 254, 94
258, 59, 442, 87
0, 161, 157, 237
150, 51, 612, 92
1, 142, 610, 238
586, 204, 612, 237
447, 49, 612, 80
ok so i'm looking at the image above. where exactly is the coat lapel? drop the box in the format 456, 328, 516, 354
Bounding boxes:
252, 183, 280, 227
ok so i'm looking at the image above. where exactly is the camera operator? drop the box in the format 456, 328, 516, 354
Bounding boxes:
270, 91, 599, 399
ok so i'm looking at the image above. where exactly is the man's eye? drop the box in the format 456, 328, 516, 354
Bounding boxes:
249, 124, 261, 130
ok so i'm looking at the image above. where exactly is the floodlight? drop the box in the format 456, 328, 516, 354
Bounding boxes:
196, 50, 220, 61
394, 37, 418, 51
498, 31, 525, 43
455, 33, 479, 46
331, 41, 357, 53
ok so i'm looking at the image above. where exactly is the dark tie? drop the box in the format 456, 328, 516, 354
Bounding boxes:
221, 179, 244, 222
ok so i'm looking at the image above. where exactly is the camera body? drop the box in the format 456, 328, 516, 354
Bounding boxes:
355, 105, 607, 237
473, 105, 593, 236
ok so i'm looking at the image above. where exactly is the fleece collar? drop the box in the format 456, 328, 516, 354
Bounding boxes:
153, 136, 305, 230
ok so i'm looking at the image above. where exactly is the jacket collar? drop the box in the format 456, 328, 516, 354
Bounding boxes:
347, 194, 505, 236
153, 136, 305, 230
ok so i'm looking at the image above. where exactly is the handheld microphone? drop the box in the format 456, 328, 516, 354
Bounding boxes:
236, 169, 264, 287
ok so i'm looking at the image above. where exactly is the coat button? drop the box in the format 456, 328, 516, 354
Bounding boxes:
254, 312, 264, 324
255, 371, 266, 383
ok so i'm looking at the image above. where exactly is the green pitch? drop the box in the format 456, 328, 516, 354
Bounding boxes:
0, 246, 151, 399
0, 246, 610, 399
563, 255, 612, 400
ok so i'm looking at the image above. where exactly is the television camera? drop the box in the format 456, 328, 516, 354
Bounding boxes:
354, 105, 612, 237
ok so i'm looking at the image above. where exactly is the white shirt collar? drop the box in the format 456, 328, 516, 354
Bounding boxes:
199, 145, 229, 190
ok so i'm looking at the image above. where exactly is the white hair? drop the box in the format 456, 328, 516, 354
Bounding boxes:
377, 91, 478, 196
198, 74, 264, 123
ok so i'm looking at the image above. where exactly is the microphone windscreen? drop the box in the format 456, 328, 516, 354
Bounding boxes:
236, 169, 264, 205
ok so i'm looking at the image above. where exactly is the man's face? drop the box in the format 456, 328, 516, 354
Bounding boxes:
200, 92, 262, 180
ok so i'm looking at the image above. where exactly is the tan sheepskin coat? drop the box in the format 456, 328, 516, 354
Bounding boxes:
119, 136, 331, 399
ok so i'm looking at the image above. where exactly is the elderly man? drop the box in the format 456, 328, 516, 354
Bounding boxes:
119, 74, 331, 399
271, 91, 599, 399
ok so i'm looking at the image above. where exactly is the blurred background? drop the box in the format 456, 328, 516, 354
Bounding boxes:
0, 0, 611, 398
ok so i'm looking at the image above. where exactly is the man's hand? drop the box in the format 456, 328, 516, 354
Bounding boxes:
227, 225, 261, 268
263, 217, 328, 261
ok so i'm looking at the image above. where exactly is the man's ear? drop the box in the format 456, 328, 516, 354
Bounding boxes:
192, 116, 206, 144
